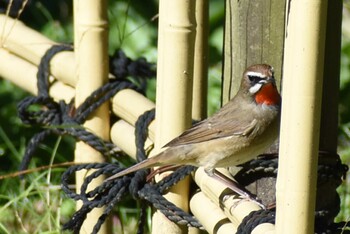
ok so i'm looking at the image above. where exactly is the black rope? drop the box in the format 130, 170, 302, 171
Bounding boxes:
235, 153, 348, 187
17, 44, 349, 233
235, 205, 350, 234
234, 152, 349, 234
17, 45, 142, 173
109, 49, 156, 92
60, 109, 201, 233
62, 111, 201, 233
17, 44, 200, 234
37, 44, 73, 97
237, 209, 275, 234
315, 221, 350, 234
134, 108, 155, 162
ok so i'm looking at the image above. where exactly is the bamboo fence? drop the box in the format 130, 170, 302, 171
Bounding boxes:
0, 0, 343, 233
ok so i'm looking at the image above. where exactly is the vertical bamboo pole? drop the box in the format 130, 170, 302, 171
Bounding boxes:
192, 0, 209, 120
154, 0, 196, 233
276, 1, 328, 233
189, 3, 208, 233
73, 1, 110, 233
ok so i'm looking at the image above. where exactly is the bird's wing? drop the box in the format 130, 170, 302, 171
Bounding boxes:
164, 110, 258, 147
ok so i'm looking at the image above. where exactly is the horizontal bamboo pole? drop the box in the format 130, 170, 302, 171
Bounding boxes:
194, 168, 260, 225
190, 192, 236, 234
112, 89, 156, 140
110, 120, 153, 160
252, 224, 275, 234
194, 168, 275, 233
1, 36, 277, 234
0, 14, 76, 87
0, 48, 74, 101
0, 14, 157, 134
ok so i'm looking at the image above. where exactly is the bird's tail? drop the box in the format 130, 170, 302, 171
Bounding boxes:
105, 156, 160, 181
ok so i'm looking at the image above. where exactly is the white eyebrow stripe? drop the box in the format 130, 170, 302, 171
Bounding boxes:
246, 71, 266, 78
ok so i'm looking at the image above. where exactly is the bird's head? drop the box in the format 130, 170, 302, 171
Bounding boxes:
241, 64, 281, 106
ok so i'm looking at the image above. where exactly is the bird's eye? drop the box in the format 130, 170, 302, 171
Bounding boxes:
248, 75, 263, 84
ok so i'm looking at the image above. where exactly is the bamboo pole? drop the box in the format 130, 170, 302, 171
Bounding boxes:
189, 2, 208, 234
0, 48, 74, 101
190, 192, 236, 234
73, 0, 110, 233
275, 0, 328, 233
193, 168, 275, 233
0, 15, 75, 86
194, 168, 261, 226
0, 15, 159, 133
0, 46, 157, 164
110, 120, 153, 160
0, 50, 153, 162
153, 0, 196, 233
112, 89, 156, 139
192, 0, 208, 121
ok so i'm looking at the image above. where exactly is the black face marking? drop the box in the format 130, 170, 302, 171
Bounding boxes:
248, 75, 264, 84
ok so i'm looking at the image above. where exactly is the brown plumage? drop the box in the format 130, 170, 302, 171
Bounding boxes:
106, 64, 281, 181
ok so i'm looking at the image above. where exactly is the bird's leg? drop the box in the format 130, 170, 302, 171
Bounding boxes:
146, 165, 182, 182
205, 168, 265, 209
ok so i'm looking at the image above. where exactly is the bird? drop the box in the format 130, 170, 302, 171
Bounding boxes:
106, 64, 281, 201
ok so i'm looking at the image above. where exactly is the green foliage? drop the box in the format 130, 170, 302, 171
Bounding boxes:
337, 24, 350, 223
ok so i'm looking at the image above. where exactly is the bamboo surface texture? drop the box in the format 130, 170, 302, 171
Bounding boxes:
153, 0, 196, 233
73, 0, 111, 233
0, 15, 75, 86
0, 48, 74, 101
191, 0, 209, 120
276, 0, 328, 233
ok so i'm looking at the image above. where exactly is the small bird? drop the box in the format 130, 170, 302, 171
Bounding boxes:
106, 64, 281, 198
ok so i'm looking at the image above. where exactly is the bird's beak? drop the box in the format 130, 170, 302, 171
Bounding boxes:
266, 76, 276, 84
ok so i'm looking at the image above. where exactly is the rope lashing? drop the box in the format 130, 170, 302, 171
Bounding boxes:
17, 44, 200, 233
17, 44, 143, 173
61, 110, 201, 233
237, 209, 275, 234
17, 44, 350, 234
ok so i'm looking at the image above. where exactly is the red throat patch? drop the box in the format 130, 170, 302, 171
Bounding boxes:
255, 83, 281, 106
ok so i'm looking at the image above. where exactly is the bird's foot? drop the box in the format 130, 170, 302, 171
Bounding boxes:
208, 169, 265, 209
